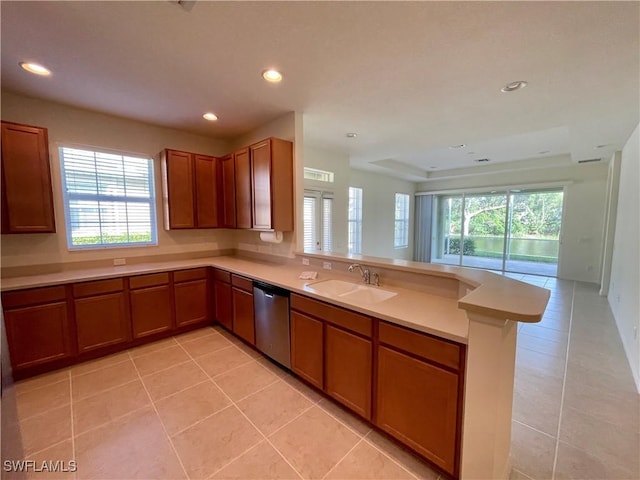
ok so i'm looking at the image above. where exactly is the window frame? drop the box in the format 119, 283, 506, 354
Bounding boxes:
394, 192, 410, 249
59, 144, 158, 250
348, 186, 363, 255
303, 189, 333, 252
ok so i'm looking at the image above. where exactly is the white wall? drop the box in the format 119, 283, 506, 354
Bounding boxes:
416, 160, 609, 283
303, 145, 350, 254
350, 169, 416, 261
1, 91, 235, 268
608, 123, 640, 391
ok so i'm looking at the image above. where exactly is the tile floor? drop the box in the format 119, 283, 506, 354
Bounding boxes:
5, 275, 640, 480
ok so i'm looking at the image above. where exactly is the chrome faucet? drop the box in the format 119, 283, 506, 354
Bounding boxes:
348, 263, 370, 284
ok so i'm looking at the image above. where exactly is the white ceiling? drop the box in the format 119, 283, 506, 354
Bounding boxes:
2, 1, 639, 179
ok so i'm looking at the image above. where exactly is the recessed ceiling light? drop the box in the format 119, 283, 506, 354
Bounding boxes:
345, 133, 358, 138
449, 144, 466, 149
262, 69, 283, 83
501, 80, 528, 93
19, 61, 51, 76
202, 112, 218, 121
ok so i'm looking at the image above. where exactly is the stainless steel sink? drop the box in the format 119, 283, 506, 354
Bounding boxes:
306, 279, 397, 304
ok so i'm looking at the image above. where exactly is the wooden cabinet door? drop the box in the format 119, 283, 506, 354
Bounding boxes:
194, 154, 219, 228
290, 311, 323, 389
250, 140, 272, 229
175, 279, 208, 327
165, 149, 195, 229
4, 302, 71, 370
75, 292, 129, 353
220, 154, 236, 228
325, 325, 372, 419
213, 280, 233, 330
376, 346, 459, 475
1, 121, 55, 234
130, 285, 172, 338
234, 148, 252, 229
232, 287, 255, 344
270, 138, 294, 232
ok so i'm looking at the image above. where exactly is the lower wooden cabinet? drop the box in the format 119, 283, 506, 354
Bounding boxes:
175, 279, 208, 327
290, 311, 324, 389
232, 275, 255, 344
4, 301, 72, 370
129, 272, 172, 338
75, 292, 129, 353
325, 324, 372, 419
214, 279, 233, 330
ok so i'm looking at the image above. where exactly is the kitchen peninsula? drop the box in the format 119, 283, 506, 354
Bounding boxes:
1, 251, 550, 480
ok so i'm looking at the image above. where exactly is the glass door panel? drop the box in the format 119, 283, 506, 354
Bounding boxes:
430, 195, 463, 266
461, 193, 507, 271
505, 190, 563, 276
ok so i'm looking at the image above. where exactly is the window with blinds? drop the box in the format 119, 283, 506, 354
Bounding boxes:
59, 146, 157, 249
394, 193, 410, 248
303, 190, 333, 251
348, 187, 363, 254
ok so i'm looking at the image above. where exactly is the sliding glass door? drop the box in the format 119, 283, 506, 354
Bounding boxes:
429, 188, 563, 276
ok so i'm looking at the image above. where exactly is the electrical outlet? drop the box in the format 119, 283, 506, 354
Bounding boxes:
113, 258, 126, 266
302, 258, 310, 266
323, 261, 332, 270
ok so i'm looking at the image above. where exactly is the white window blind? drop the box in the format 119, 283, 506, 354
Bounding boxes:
394, 193, 410, 248
59, 146, 157, 249
348, 187, 363, 254
304, 190, 333, 251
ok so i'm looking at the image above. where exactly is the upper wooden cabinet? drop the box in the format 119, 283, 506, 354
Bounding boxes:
234, 148, 252, 229
219, 154, 236, 228
249, 138, 294, 231
161, 149, 220, 229
1, 121, 56, 234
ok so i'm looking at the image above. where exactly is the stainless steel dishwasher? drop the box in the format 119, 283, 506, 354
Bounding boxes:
253, 281, 291, 368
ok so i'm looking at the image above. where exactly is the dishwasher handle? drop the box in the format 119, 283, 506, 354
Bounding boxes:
253, 281, 289, 298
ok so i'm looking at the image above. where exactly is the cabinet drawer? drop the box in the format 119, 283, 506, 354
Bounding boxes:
129, 272, 169, 289
378, 322, 461, 371
231, 274, 253, 292
213, 268, 231, 283
73, 278, 123, 298
174, 268, 207, 283
291, 293, 371, 337
2, 285, 66, 308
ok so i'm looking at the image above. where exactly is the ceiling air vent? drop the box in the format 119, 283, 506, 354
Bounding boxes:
577, 158, 602, 164
474, 158, 491, 163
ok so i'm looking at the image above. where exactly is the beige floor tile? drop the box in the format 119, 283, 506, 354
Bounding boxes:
132, 345, 192, 376
70, 351, 130, 377
128, 337, 178, 358
171, 406, 262, 479
559, 406, 640, 473
237, 379, 313, 436
512, 376, 562, 437
5, 440, 76, 480
255, 355, 290, 378
554, 441, 638, 480
19, 404, 72, 455
173, 326, 217, 344
15, 369, 70, 396
519, 323, 569, 344
280, 372, 324, 403
510, 421, 556, 480
16, 379, 70, 421
195, 345, 253, 378
509, 469, 534, 480
230, 339, 263, 359
564, 360, 638, 396
142, 359, 209, 401
74, 406, 185, 480
211, 440, 299, 479
71, 360, 139, 401
317, 397, 372, 436
214, 361, 278, 401
155, 381, 231, 435
515, 347, 566, 380
268, 406, 360, 479
73, 379, 150, 434
363, 431, 439, 480
179, 333, 233, 358
325, 440, 413, 480
516, 331, 567, 359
